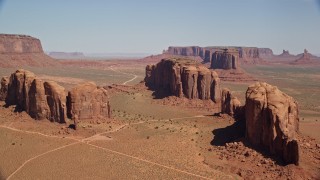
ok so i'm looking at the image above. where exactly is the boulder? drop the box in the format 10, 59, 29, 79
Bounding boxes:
245, 82, 299, 165
221, 88, 241, 116
67, 82, 111, 121
0, 76, 9, 101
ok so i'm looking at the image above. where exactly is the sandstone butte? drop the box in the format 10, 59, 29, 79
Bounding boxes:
1, 69, 111, 124
145, 58, 221, 102
245, 82, 299, 165
211, 49, 239, 70
67, 82, 111, 122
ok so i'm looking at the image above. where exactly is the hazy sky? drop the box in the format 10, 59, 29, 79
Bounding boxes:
0, 0, 319, 55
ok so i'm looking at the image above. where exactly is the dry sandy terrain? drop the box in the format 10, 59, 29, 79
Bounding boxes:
0, 59, 319, 179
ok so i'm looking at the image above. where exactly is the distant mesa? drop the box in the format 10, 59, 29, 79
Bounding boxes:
292, 49, 320, 64
0, 34, 58, 67
166, 46, 274, 65
278, 50, 292, 57
47, 51, 85, 59
0, 34, 43, 54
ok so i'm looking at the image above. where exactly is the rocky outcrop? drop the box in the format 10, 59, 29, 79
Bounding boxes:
145, 58, 221, 102
5, 69, 67, 123
167, 46, 205, 59
245, 82, 299, 165
221, 88, 241, 116
0, 76, 9, 101
67, 82, 111, 122
211, 49, 238, 69
0, 34, 43, 54
166, 46, 274, 63
0, 34, 58, 68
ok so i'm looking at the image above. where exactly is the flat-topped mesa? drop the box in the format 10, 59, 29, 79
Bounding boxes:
145, 58, 221, 102
211, 49, 239, 69
167, 46, 205, 59
166, 46, 274, 63
67, 82, 111, 122
245, 82, 299, 165
5, 69, 67, 123
0, 34, 43, 54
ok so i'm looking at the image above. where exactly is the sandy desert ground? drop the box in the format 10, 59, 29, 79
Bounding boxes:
0, 59, 320, 180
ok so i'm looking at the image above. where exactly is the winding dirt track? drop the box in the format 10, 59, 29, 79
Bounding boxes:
2, 115, 218, 180
107, 65, 139, 85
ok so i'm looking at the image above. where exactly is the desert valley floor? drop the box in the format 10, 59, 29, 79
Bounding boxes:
0, 59, 320, 179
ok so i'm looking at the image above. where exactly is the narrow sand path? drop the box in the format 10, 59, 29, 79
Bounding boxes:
3, 115, 213, 179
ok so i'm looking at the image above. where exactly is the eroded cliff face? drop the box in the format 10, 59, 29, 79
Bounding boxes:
0, 34, 58, 68
166, 46, 274, 64
67, 82, 111, 122
167, 46, 205, 59
145, 58, 221, 102
245, 82, 299, 165
0, 34, 43, 54
5, 69, 67, 123
211, 49, 238, 69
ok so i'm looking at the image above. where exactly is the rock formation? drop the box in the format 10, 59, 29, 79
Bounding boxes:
165, 46, 274, 63
167, 46, 205, 59
145, 58, 221, 102
5, 69, 67, 123
221, 88, 241, 116
67, 82, 111, 122
211, 49, 238, 69
0, 76, 9, 101
0, 34, 43, 54
245, 82, 299, 165
0, 34, 58, 68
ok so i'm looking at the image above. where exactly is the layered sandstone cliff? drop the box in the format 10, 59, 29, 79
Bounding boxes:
245, 82, 299, 165
145, 58, 221, 102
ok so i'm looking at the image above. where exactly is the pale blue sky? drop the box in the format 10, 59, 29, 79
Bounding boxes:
0, 0, 319, 55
